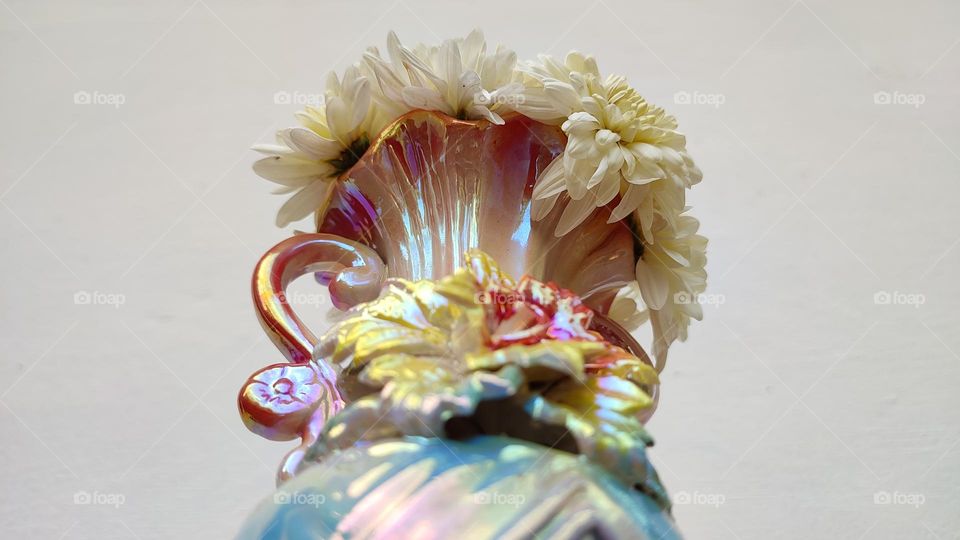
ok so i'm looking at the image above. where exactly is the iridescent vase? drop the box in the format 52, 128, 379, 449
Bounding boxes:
237, 111, 678, 539
316, 111, 637, 302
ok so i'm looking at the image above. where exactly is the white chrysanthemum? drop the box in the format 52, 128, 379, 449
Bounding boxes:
508, 52, 707, 364
253, 66, 381, 227
514, 53, 702, 238
362, 29, 521, 124
633, 214, 707, 369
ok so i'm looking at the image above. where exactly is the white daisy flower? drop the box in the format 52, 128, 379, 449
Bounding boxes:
514, 53, 702, 238
362, 29, 522, 124
253, 66, 378, 227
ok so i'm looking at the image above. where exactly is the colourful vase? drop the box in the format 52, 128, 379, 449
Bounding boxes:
237, 111, 679, 539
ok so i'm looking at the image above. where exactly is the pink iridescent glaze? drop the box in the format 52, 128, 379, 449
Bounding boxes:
239, 363, 326, 441
240, 233, 386, 481
252, 233, 385, 363
317, 111, 638, 314
481, 274, 595, 348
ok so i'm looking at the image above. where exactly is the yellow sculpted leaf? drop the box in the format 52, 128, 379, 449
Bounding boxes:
595, 357, 659, 388
436, 250, 516, 306
362, 281, 433, 329
464, 249, 515, 287
335, 319, 447, 372
547, 375, 654, 415
361, 353, 458, 388
467, 341, 603, 384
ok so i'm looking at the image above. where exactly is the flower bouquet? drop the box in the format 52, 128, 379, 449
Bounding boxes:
237, 30, 706, 539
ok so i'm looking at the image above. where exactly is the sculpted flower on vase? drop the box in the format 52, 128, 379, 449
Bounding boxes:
310, 250, 663, 498
239, 363, 328, 441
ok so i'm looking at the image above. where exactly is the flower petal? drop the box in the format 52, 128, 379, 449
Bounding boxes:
532, 193, 560, 221
253, 156, 331, 183
276, 179, 335, 228
608, 184, 645, 222
562, 111, 601, 136
532, 156, 567, 200
555, 194, 597, 237
634, 257, 670, 310
287, 127, 342, 161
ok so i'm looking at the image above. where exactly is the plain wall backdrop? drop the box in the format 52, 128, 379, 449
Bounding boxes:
1, 0, 958, 538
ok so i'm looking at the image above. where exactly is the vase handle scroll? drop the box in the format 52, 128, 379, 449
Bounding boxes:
238, 233, 386, 482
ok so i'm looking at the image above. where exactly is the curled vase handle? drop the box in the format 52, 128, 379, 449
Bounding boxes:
239, 233, 385, 482
252, 233, 386, 363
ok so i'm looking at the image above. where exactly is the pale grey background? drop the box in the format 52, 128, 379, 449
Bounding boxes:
1, 1, 958, 538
